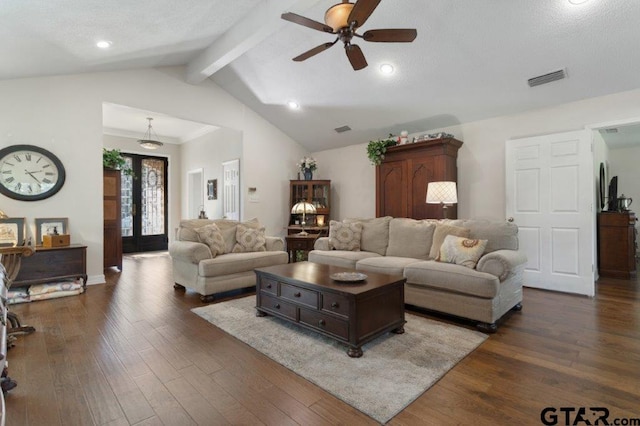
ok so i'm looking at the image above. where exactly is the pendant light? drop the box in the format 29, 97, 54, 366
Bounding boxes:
138, 117, 164, 150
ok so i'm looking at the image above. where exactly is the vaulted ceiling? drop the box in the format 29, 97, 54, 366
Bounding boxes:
3, 0, 640, 151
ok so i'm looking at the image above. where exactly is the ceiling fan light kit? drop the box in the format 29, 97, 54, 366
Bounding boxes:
282, 0, 417, 71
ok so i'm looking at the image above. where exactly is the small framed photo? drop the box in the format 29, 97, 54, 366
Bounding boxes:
207, 179, 218, 200
0, 217, 25, 247
35, 217, 68, 245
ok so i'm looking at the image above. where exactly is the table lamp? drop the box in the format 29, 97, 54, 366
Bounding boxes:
426, 181, 458, 219
291, 201, 317, 235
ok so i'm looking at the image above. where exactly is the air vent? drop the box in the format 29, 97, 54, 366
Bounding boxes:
334, 125, 351, 133
604, 128, 619, 134
527, 69, 566, 87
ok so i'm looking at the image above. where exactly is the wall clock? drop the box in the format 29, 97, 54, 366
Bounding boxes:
0, 144, 66, 201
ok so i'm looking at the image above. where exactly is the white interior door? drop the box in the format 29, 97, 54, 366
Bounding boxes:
506, 130, 595, 296
222, 159, 240, 221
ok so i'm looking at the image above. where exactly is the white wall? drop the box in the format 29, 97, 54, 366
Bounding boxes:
314, 88, 640, 222
609, 144, 640, 241
0, 66, 307, 284
181, 127, 242, 220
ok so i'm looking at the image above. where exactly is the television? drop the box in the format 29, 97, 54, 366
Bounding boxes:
607, 176, 618, 211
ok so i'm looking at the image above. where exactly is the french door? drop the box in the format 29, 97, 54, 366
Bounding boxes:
121, 153, 168, 253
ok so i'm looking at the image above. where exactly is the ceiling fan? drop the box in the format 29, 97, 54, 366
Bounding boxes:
281, 0, 417, 71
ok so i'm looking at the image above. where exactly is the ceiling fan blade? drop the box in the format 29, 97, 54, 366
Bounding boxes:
293, 40, 338, 62
362, 29, 417, 42
348, 0, 382, 28
281, 12, 334, 33
345, 44, 368, 71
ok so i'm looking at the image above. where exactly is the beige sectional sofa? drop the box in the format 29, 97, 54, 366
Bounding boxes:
308, 217, 527, 332
169, 218, 288, 302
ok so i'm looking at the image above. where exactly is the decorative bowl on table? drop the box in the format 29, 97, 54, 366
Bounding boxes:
330, 272, 367, 282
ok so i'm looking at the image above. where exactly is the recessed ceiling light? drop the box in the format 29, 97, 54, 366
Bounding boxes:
287, 101, 300, 110
379, 63, 395, 75
568, 0, 589, 4
96, 40, 112, 49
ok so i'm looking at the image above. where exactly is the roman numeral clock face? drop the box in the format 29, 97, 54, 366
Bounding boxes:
0, 144, 66, 201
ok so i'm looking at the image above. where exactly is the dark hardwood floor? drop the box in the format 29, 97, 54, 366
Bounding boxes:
6, 253, 640, 425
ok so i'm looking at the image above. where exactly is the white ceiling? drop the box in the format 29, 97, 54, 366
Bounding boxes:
3, 0, 640, 151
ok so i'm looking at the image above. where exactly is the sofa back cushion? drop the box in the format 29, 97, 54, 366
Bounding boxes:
458, 220, 518, 253
386, 218, 435, 260
343, 216, 392, 255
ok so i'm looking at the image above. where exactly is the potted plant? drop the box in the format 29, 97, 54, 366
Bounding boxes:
103, 148, 133, 176
367, 134, 397, 166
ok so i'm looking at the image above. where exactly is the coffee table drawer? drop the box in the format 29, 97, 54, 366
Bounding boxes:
280, 283, 318, 309
321, 293, 350, 318
258, 277, 278, 295
260, 294, 297, 321
300, 309, 348, 340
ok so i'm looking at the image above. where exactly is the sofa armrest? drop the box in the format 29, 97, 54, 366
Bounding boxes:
169, 241, 212, 264
266, 236, 285, 252
314, 237, 330, 251
476, 249, 527, 282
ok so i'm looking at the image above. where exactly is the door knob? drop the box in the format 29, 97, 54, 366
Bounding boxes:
507, 217, 514, 222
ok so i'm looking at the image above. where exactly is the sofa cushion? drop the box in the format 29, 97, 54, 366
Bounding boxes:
177, 219, 218, 242
355, 256, 421, 276
195, 224, 226, 257
343, 216, 392, 255
199, 251, 288, 277
308, 250, 381, 269
404, 261, 500, 299
438, 235, 488, 269
232, 224, 267, 253
386, 218, 435, 260
328, 220, 363, 251
459, 220, 518, 253
429, 224, 470, 259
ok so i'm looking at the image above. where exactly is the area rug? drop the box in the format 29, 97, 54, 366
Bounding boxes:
192, 296, 487, 424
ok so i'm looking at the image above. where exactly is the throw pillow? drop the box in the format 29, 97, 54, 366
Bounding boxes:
195, 224, 226, 257
429, 224, 471, 259
215, 218, 261, 253
328, 220, 363, 251
438, 235, 488, 269
232, 224, 267, 253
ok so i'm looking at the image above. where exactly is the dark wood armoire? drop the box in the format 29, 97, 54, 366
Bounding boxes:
375, 138, 463, 220
103, 168, 123, 270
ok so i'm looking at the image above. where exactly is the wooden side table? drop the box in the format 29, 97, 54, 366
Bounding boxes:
285, 234, 319, 263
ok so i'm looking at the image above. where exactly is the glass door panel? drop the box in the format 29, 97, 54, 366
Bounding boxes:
141, 158, 165, 236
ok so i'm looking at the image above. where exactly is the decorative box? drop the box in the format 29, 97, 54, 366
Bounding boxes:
43, 234, 71, 247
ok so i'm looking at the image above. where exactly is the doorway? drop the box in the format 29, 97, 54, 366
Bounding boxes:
121, 153, 169, 253
187, 169, 204, 219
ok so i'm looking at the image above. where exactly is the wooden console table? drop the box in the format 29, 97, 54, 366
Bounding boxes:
13, 244, 88, 287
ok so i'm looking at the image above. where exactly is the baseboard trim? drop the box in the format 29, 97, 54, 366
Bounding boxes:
87, 274, 106, 286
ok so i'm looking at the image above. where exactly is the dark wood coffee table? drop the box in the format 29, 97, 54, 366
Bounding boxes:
254, 262, 406, 357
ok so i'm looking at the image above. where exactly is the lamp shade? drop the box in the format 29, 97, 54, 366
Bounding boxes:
291, 201, 317, 215
426, 181, 458, 205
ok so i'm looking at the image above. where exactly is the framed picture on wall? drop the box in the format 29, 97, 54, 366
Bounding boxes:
35, 217, 68, 245
0, 217, 25, 247
207, 179, 217, 200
